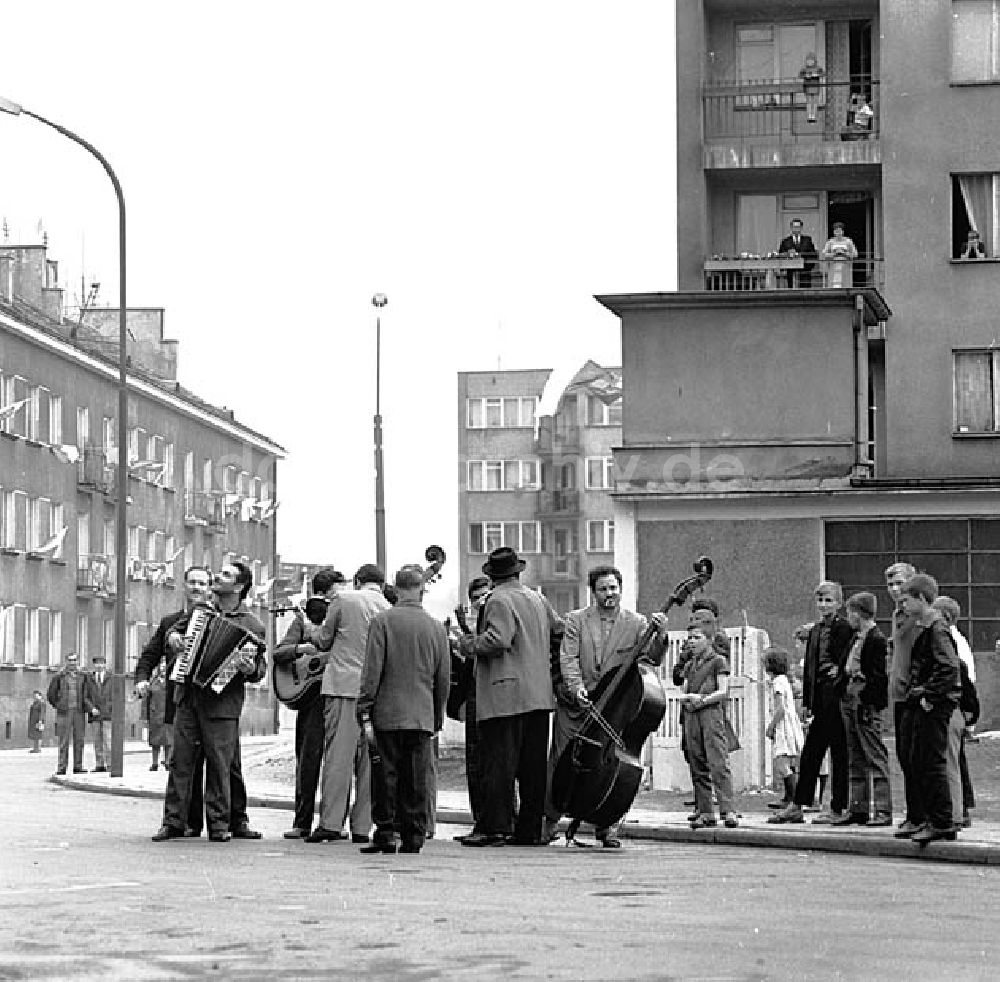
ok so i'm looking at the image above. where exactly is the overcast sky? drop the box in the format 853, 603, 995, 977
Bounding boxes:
0, 1, 677, 615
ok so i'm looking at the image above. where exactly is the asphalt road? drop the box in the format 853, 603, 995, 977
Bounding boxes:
2, 751, 999, 981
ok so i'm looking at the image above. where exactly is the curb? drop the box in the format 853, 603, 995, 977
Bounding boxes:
49, 774, 1000, 866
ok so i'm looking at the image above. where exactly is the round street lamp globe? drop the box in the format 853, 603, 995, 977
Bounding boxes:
372, 293, 388, 308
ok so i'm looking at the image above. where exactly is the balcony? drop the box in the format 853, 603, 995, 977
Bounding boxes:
535, 488, 581, 518
77, 553, 115, 597
529, 553, 580, 583
703, 79, 880, 170
184, 490, 227, 530
77, 446, 116, 494
704, 256, 884, 292
534, 422, 581, 456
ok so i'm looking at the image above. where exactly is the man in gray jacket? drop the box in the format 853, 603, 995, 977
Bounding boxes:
459, 547, 562, 847
357, 564, 450, 854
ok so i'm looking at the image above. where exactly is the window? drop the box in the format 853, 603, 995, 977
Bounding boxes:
77, 615, 89, 661
1, 375, 27, 436
203, 458, 214, 491
49, 395, 62, 444
466, 396, 537, 428
952, 0, 1000, 82
49, 611, 62, 666
588, 520, 615, 552
103, 619, 115, 661
586, 395, 623, 427
952, 173, 998, 257
78, 513, 90, 559
76, 407, 90, 452
25, 608, 39, 665
467, 459, 541, 491
585, 456, 615, 490
0, 605, 17, 663
736, 22, 823, 86
955, 349, 1000, 432
468, 521, 541, 553
224, 465, 238, 493
102, 416, 117, 464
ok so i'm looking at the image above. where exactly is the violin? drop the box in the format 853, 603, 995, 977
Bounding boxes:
550, 556, 714, 831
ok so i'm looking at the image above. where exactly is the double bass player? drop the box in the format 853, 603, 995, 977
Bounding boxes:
543, 565, 670, 847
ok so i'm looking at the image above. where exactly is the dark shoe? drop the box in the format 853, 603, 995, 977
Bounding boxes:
911, 824, 956, 845
460, 833, 506, 847
723, 813, 739, 829
209, 830, 233, 843
830, 812, 868, 826
72, 768, 86, 774
283, 828, 309, 840
29, 748, 41, 753
688, 814, 718, 830
505, 835, 549, 846
232, 825, 262, 840
687, 810, 700, 822
598, 835, 623, 848
305, 827, 345, 843
767, 800, 791, 810
152, 825, 185, 842
149, 765, 158, 772
962, 814, 973, 828
55, 769, 66, 776
92, 766, 108, 773
351, 834, 370, 844
810, 809, 843, 825
893, 820, 923, 839
399, 845, 421, 854
683, 799, 696, 807
359, 841, 397, 854
768, 804, 804, 825
866, 813, 892, 827
184, 828, 202, 838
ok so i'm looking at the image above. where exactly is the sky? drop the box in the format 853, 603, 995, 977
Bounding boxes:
0, 1, 677, 617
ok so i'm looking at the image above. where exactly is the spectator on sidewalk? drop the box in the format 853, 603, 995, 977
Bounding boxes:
46, 653, 94, 775
86, 654, 113, 772
897, 574, 962, 844
835, 592, 892, 827
143, 662, 171, 771
28, 690, 45, 753
764, 647, 804, 811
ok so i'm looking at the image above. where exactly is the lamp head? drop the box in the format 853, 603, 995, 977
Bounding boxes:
372, 293, 388, 309
0, 96, 23, 116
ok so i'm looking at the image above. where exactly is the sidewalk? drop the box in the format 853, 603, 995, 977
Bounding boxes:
42, 735, 1000, 867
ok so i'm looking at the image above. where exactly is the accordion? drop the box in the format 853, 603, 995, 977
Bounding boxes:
170, 607, 264, 694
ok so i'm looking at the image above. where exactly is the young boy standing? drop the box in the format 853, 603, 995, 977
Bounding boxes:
897, 574, 962, 844
769, 581, 853, 825
835, 592, 892, 826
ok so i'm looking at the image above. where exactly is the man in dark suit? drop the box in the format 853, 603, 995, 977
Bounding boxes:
778, 218, 817, 287
458, 547, 563, 847
357, 564, 450, 854
85, 654, 113, 772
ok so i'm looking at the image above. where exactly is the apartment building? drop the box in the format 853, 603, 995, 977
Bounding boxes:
0, 242, 285, 747
457, 362, 622, 615
597, 2, 1000, 719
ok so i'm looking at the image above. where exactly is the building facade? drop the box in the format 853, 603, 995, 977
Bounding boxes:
601, 1, 1000, 724
0, 242, 285, 749
457, 362, 622, 615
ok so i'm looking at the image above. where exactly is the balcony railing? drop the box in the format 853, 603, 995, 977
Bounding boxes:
535, 422, 581, 456
703, 79, 880, 167
704, 256, 884, 292
536, 488, 581, 516
77, 446, 116, 493
77, 553, 115, 595
184, 490, 227, 528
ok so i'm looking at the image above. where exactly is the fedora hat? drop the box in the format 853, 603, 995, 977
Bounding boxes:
482, 546, 526, 578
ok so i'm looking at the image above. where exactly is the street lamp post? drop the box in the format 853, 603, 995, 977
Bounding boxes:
372, 293, 387, 574
0, 96, 130, 778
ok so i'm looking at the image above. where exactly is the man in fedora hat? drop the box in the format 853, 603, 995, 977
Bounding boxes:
458, 546, 563, 847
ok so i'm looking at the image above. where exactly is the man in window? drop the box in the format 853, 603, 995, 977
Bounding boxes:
959, 229, 987, 260
778, 219, 818, 288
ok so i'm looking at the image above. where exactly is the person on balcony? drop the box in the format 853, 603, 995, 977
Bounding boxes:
778, 219, 817, 287
820, 222, 858, 287
799, 52, 825, 123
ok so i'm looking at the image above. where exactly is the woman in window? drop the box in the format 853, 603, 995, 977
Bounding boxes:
820, 222, 858, 287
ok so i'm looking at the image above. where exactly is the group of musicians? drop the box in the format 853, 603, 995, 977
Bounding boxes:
136, 545, 676, 850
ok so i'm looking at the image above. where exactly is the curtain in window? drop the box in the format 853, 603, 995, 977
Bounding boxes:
957, 175, 996, 255
954, 351, 994, 432
952, 1, 995, 82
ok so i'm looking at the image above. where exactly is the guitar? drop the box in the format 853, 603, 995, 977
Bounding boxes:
273, 546, 447, 708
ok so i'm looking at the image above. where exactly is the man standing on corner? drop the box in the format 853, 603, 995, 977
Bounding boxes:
357, 564, 450, 854
306, 563, 390, 844
47, 652, 94, 775
544, 565, 669, 847
459, 546, 562, 847
86, 653, 112, 772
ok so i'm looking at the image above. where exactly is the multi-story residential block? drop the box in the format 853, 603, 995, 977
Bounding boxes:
0, 242, 285, 748
457, 362, 622, 615
598, 2, 1000, 707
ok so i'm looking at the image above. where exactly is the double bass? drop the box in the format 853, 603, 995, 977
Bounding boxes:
550, 557, 714, 831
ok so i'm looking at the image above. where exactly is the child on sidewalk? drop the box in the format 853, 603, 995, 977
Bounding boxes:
765, 647, 804, 809
836, 592, 892, 826
680, 624, 738, 829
